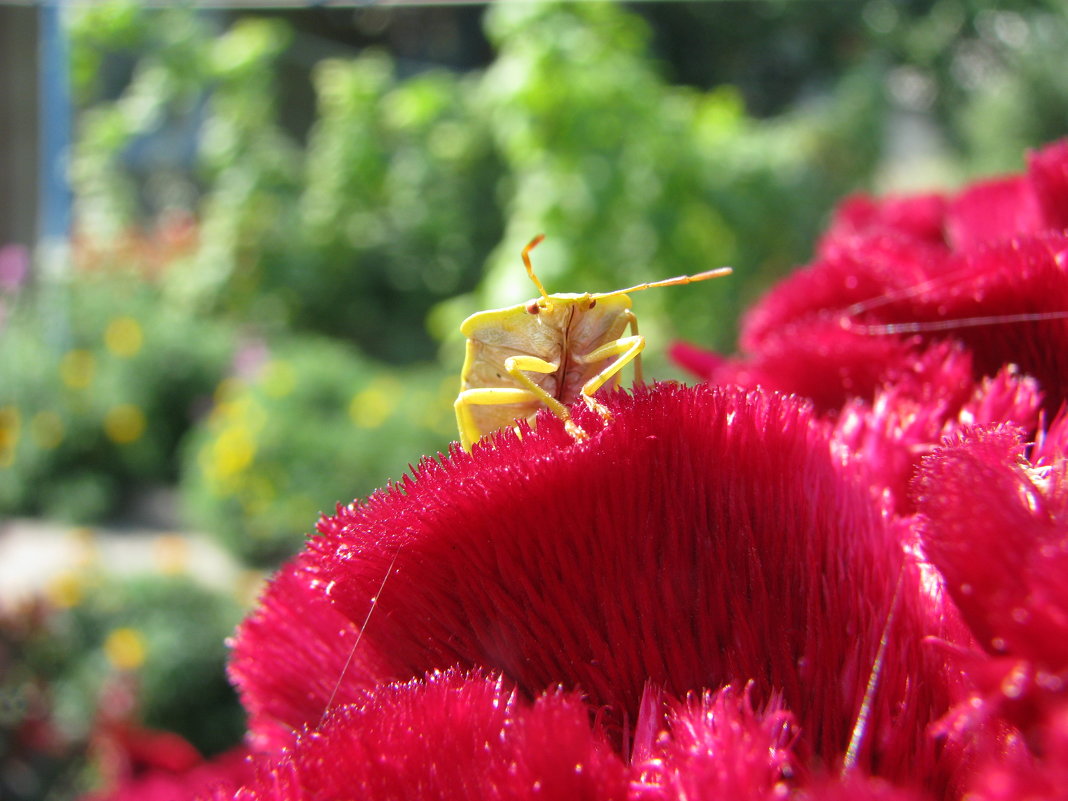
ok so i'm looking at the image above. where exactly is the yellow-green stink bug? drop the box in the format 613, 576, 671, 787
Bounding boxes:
454, 235, 732, 450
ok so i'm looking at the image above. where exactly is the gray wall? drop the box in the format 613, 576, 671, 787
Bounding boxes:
0, 7, 39, 249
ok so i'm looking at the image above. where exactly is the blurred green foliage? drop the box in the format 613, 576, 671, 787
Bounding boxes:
1, 570, 244, 800
266, 55, 504, 361
71, 8, 502, 364
65, 0, 885, 371
1, 277, 233, 522
180, 335, 453, 565
45, 573, 244, 756
860, 0, 1068, 174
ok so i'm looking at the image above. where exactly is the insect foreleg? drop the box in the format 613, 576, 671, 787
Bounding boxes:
455, 386, 543, 450
577, 334, 646, 404
503, 355, 587, 443
624, 310, 643, 386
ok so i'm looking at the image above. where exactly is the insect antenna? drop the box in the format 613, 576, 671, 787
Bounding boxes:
317, 546, 401, 728
522, 234, 552, 306
600, 266, 734, 298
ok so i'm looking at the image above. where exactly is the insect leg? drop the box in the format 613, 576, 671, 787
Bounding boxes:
625, 309, 643, 386
503, 355, 588, 443
454, 386, 543, 451
501, 355, 570, 420
575, 334, 646, 415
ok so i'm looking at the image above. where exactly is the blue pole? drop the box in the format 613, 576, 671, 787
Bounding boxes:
38, 0, 71, 346
38, 0, 72, 249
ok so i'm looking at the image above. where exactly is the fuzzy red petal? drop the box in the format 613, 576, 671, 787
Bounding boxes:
739, 232, 942, 354
681, 232, 1068, 417
913, 425, 1068, 669
832, 355, 1041, 513
691, 323, 940, 414
801, 775, 933, 801
958, 700, 1068, 801
945, 176, 1043, 252
820, 192, 949, 251
227, 553, 392, 751
633, 683, 799, 801
889, 234, 1068, 413
224, 669, 629, 801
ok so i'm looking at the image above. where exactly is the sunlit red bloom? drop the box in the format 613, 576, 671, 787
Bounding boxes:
674, 139, 1068, 418
909, 417, 1068, 798
829, 350, 1041, 513
218, 384, 960, 799
226, 552, 383, 753
223, 669, 631, 801
663, 141, 1068, 798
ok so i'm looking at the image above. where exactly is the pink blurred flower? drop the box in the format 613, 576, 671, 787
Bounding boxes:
231, 337, 271, 382
79, 744, 250, 801
0, 244, 29, 292
79, 715, 250, 801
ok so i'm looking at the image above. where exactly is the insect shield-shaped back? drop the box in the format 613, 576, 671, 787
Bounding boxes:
454, 236, 732, 450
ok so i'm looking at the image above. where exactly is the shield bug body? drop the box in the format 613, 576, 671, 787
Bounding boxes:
454, 235, 732, 450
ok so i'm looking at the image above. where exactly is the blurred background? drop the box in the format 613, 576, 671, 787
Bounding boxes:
1, 1, 1066, 798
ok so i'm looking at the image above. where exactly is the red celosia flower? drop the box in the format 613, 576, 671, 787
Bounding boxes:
830, 350, 1041, 513
224, 673, 809, 801
655, 140, 1068, 801
222, 669, 631, 801
907, 415, 1068, 798
674, 139, 1068, 418
226, 552, 391, 753
914, 421, 1068, 669
632, 682, 799, 800
222, 384, 959, 798
83, 144, 1068, 801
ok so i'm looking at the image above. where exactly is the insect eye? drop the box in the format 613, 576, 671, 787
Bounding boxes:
526, 301, 541, 315
587, 299, 597, 309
